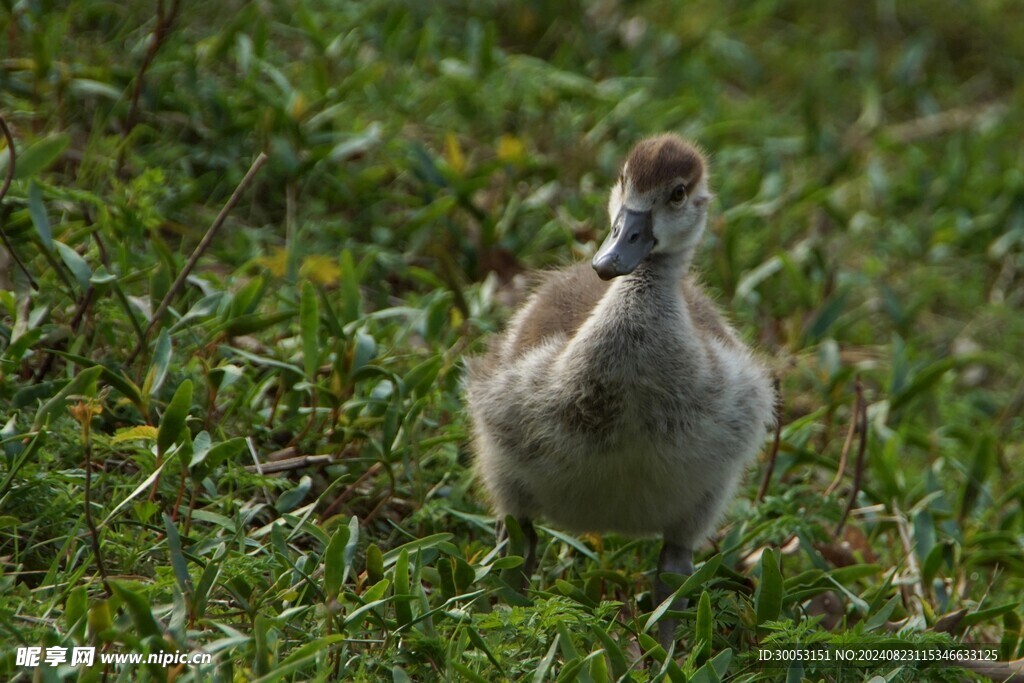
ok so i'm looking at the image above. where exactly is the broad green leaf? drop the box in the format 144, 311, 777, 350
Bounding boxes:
635, 632, 687, 683
382, 533, 455, 566
157, 380, 192, 456
452, 556, 475, 593
253, 613, 271, 676
190, 435, 245, 472
436, 558, 456, 599
55, 241, 92, 290
864, 594, 902, 632
275, 475, 311, 513
220, 344, 304, 377
392, 665, 416, 683
555, 579, 597, 608
87, 600, 113, 635
342, 515, 359, 582
960, 602, 1019, 627
393, 549, 413, 627
755, 548, 784, 627
404, 356, 442, 396
695, 589, 712, 664
8, 133, 70, 179
228, 275, 266, 319
660, 553, 724, 596
69, 78, 121, 99
1001, 611, 1021, 661
543, 526, 599, 561
65, 587, 87, 640
912, 509, 936, 565
363, 578, 390, 603
557, 653, 602, 683
163, 513, 193, 600
32, 366, 103, 430
802, 290, 848, 345
324, 521, 350, 599
194, 544, 225, 620
328, 123, 382, 163
828, 564, 882, 584
48, 351, 143, 408
28, 182, 52, 249
709, 649, 733, 678
921, 541, 948, 586
338, 249, 362, 324
961, 434, 995, 519
690, 650, 733, 683
248, 635, 350, 683
532, 635, 560, 683
109, 582, 163, 639
466, 628, 504, 673
343, 597, 392, 628
448, 662, 489, 683
589, 647, 610, 683
890, 356, 959, 412
145, 329, 173, 398
366, 544, 385, 584
556, 622, 594, 683
100, 456, 173, 527
221, 311, 292, 337
89, 264, 117, 284
589, 625, 627, 679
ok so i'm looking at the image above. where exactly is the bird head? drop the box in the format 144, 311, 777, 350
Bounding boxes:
593, 134, 712, 280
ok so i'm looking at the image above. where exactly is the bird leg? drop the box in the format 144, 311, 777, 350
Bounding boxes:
497, 516, 538, 592
655, 541, 694, 650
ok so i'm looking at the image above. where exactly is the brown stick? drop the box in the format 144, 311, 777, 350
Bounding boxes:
321, 462, 382, 520
127, 151, 268, 364
835, 377, 868, 537
756, 377, 783, 503
78, 404, 111, 596
0, 114, 39, 290
825, 379, 863, 497
125, 0, 181, 136
243, 454, 336, 474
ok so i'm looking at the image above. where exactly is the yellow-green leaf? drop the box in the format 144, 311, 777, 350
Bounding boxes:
112, 425, 159, 444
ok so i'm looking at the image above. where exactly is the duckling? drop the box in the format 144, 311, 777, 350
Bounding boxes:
465, 134, 775, 648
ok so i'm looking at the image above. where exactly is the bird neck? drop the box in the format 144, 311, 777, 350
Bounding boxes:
558, 256, 694, 379
616, 253, 691, 306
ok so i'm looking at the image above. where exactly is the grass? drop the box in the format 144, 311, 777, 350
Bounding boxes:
1, 0, 1023, 680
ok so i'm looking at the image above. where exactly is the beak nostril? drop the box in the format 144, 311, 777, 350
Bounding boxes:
629, 232, 639, 244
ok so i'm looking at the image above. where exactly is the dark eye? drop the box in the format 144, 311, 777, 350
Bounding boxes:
670, 184, 687, 204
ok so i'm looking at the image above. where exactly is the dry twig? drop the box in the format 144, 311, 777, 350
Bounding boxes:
126, 151, 268, 364
125, 0, 182, 136
0, 114, 39, 290
825, 379, 863, 497
756, 377, 783, 503
243, 454, 337, 475
321, 462, 383, 520
834, 377, 867, 537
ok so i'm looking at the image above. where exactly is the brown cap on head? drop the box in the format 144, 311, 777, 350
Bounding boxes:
624, 134, 706, 194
